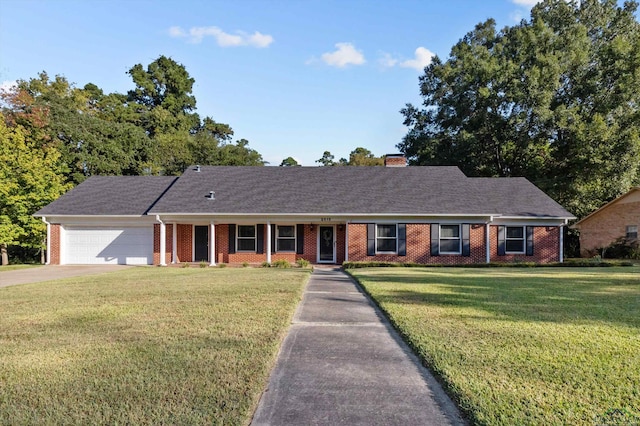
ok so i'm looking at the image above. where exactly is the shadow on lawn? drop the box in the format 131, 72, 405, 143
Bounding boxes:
358, 270, 640, 328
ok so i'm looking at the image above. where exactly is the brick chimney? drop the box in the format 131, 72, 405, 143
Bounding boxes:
384, 154, 407, 167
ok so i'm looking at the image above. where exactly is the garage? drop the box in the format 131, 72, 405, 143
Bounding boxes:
62, 226, 154, 265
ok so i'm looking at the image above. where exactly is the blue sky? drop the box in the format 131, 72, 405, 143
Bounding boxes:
0, 0, 538, 166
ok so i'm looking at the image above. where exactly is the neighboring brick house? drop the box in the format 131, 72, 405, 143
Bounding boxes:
35, 155, 574, 265
571, 187, 640, 256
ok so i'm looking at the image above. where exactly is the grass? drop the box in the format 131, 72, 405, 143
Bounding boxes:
0, 267, 310, 425
0, 264, 42, 272
349, 267, 640, 425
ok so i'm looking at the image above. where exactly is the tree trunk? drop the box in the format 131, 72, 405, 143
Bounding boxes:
1, 243, 9, 266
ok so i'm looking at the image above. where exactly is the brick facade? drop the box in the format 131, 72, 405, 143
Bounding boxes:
152, 223, 173, 265
49, 224, 61, 265
575, 196, 640, 256
151, 221, 561, 265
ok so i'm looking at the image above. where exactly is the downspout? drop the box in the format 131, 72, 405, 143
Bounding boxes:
485, 216, 493, 264
559, 219, 567, 263
156, 215, 167, 266
42, 217, 50, 265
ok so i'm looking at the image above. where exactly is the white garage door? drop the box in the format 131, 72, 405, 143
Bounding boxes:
63, 226, 154, 265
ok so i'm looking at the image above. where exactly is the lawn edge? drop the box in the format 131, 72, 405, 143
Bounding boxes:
345, 268, 471, 425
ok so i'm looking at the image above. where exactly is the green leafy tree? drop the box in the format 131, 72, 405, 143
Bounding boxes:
2, 73, 152, 184
400, 0, 640, 218
0, 113, 71, 265
280, 156, 299, 166
347, 147, 384, 166
316, 151, 336, 166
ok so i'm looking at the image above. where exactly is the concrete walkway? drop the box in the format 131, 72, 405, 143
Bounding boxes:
251, 267, 465, 425
0, 265, 132, 288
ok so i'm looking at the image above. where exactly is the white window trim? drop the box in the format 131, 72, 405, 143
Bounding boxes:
276, 225, 296, 252
376, 223, 398, 254
440, 224, 461, 255
236, 224, 257, 252
505, 225, 526, 254
626, 225, 638, 239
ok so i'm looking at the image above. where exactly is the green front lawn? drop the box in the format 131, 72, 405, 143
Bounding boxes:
0, 268, 310, 425
0, 264, 42, 272
350, 267, 640, 425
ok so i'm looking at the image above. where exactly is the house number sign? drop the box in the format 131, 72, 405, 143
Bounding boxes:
320, 217, 332, 222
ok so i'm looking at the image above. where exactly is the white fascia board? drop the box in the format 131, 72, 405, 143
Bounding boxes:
45, 215, 156, 226
155, 213, 499, 224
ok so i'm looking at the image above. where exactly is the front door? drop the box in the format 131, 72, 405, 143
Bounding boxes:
318, 225, 335, 263
194, 226, 209, 262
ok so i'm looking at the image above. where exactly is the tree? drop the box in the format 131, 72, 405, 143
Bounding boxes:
0, 113, 70, 265
316, 151, 336, 166
347, 147, 384, 166
400, 0, 640, 219
280, 156, 299, 166
2, 73, 152, 184
316, 148, 383, 166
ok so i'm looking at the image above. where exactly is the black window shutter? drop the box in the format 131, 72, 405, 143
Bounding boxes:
256, 224, 264, 254
431, 224, 439, 256
462, 224, 471, 256
228, 224, 236, 254
498, 225, 506, 255
526, 226, 534, 256
296, 224, 304, 254
367, 224, 375, 256
271, 224, 276, 253
398, 224, 407, 256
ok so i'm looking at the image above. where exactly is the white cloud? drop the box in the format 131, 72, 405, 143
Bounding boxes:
320, 42, 366, 68
169, 26, 274, 48
511, 0, 540, 6
399, 47, 435, 71
378, 52, 398, 68
168, 26, 186, 38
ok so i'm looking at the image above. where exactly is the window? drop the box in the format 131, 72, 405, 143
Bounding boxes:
376, 224, 397, 253
627, 225, 638, 239
506, 226, 525, 253
237, 225, 256, 251
440, 225, 461, 254
277, 225, 296, 251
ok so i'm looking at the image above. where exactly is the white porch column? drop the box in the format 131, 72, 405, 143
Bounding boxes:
266, 220, 272, 264
42, 217, 50, 265
172, 223, 177, 264
485, 222, 491, 264
559, 225, 564, 263
159, 217, 167, 266
344, 222, 349, 262
210, 222, 216, 266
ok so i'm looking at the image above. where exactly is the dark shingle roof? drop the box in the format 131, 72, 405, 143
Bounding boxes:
35, 176, 177, 216
145, 166, 573, 218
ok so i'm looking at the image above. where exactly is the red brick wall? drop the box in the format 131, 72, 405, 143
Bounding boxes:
153, 223, 173, 265
177, 224, 192, 262
577, 200, 640, 256
49, 224, 61, 265
347, 223, 559, 264
489, 225, 559, 263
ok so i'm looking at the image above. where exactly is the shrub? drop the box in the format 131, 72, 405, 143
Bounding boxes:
218, 263, 227, 268
199, 261, 208, 268
261, 261, 271, 268
181, 262, 190, 268
271, 259, 291, 269
600, 237, 640, 260
242, 262, 249, 268
296, 258, 310, 268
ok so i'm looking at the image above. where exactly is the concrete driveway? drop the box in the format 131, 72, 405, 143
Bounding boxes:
0, 265, 133, 288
